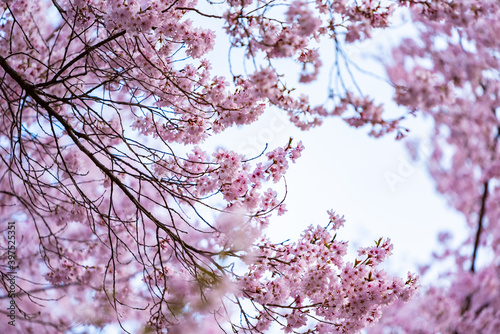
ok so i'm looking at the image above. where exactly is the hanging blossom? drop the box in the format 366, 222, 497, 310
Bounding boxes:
238, 215, 418, 333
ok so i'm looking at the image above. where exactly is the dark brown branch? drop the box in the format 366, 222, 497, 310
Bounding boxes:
43, 30, 126, 86
174, 7, 223, 19
470, 181, 489, 272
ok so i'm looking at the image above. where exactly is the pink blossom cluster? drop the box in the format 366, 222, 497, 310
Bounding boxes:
340, 0, 396, 43
371, 265, 500, 333
153, 140, 303, 217
44, 259, 98, 285
327, 209, 346, 230
239, 220, 418, 333
386, 0, 500, 250
219, 0, 406, 134
370, 0, 500, 331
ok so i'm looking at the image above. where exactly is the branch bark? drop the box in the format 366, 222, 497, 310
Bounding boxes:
470, 181, 489, 272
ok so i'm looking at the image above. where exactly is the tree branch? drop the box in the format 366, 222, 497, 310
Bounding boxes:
43, 30, 126, 86
0, 54, 215, 267
470, 181, 489, 272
